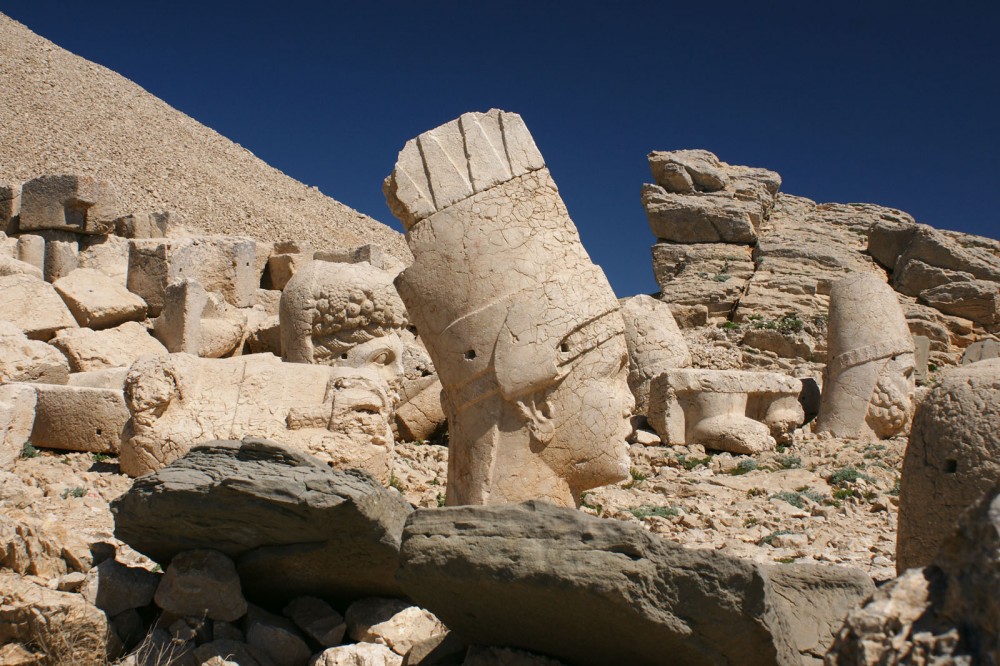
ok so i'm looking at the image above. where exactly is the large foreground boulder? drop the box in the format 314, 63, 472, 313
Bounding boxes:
396, 501, 872, 666
112, 438, 412, 603
896, 359, 1000, 572
827, 485, 1000, 664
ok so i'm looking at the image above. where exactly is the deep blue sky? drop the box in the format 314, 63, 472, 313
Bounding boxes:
4, 2, 998, 297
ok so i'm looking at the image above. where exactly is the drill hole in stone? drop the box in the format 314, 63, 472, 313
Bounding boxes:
560, 342, 570, 353
945, 459, 958, 473
465, 349, 476, 360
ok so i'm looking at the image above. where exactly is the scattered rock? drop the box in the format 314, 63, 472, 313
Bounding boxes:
283, 596, 346, 648
0, 320, 70, 384
113, 438, 412, 603
82, 558, 160, 617
53, 268, 147, 329
153, 549, 247, 622
246, 604, 311, 666
0, 273, 78, 340
51, 321, 167, 372
312, 643, 403, 666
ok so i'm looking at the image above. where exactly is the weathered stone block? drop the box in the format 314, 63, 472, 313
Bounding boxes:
0, 274, 78, 340
53, 268, 147, 329
29, 384, 128, 453
51, 321, 166, 372
0, 320, 70, 384
127, 236, 256, 316
113, 438, 412, 603
19, 175, 117, 235
78, 234, 130, 284
0, 384, 37, 470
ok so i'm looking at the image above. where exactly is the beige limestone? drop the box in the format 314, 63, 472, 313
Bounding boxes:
388, 110, 633, 508
29, 383, 128, 453
280, 260, 409, 390
0, 384, 36, 470
53, 268, 147, 329
121, 353, 395, 482
0, 254, 42, 279
51, 321, 166, 372
962, 338, 1000, 364
38, 229, 79, 282
0, 274, 78, 340
896, 359, 1000, 572
114, 210, 173, 239
620, 294, 692, 415
647, 369, 803, 453
314, 243, 406, 275
67, 367, 129, 390
152, 280, 246, 359
15, 234, 44, 271
18, 174, 117, 235
127, 236, 257, 316
817, 274, 915, 439
0, 183, 19, 232
394, 376, 446, 442
0, 320, 70, 384
265, 239, 314, 290
78, 234, 129, 285
0, 14, 409, 262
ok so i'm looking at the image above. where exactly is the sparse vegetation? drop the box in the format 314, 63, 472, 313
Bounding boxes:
743, 516, 759, 527
678, 454, 712, 470
829, 466, 873, 486
20, 442, 38, 459
720, 320, 740, 330
746, 487, 767, 498
775, 454, 801, 469
628, 505, 679, 520
580, 492, 604, 515
436, 493, 446, 508
624, 467, 648, 489
729, 458, 758, 475
389, 474, 404, 492
92, 453, 111, 463
61, 486, 87, 499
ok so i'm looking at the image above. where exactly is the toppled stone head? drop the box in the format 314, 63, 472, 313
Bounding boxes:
280, 261, 409, 389
816, 273, 915, 439
385, 109, 633, 508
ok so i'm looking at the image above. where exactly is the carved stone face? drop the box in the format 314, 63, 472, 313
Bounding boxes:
539, 333, 634, 493
318, 333, 405, 392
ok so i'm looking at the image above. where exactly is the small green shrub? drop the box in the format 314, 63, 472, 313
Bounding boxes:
743, 516, 759, 527
729, 458, 758, 475
580, 492, 604, 515
888, 478, 901, 496
679, 455, 712, 471
720, 321, 740, 330
774, 557, 796, 564
92, 453, 111, 463
833, 488, 855, 500
777, 314, 804, 334
746, 487, 767, 498
61, 486, 86, 499
388, 474, 404, 492
436, 493, 446, 508
829, 466, 873, 486
20, 442, 38, 459
771, 491, 806, 509
712, 273, 731, 282
629, 505, 679, 520
623, 467, 647, 489
776, 455, 801, 469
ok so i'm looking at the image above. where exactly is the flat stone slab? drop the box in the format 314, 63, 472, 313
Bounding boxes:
113, 438, 413, 604
397, 501, 871, 666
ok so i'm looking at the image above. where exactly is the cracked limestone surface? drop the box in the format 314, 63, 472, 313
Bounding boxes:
387, 110, 633, 508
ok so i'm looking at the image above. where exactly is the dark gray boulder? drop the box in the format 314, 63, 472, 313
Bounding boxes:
112, 438, 412, 603
397, 501, 872, 666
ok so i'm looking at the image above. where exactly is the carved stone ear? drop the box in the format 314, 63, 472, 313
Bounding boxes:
516, 396, 555, 445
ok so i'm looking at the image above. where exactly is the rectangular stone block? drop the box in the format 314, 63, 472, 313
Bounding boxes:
0, 274, 78, 340
29, 384, 128, 453
15, 234, 45, 271
79, 234, 130, 285
128, 237, 257, 316
1, 384, 37, 470
19, 175, 117, 235
53, 268, 148, 329
114, 211, 174, 239
0, 183, 20, 234
38, 229, 80, 282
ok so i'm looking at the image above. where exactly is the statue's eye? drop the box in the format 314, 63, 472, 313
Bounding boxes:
371, 351, 394, 366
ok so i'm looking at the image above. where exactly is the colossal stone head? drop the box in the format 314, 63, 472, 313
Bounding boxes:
279, 261, 409, 389
816, 273, 915, 439
384, 109, 633, 508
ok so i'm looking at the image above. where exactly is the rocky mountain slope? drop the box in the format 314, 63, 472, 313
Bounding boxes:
0, 13, 410, 262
